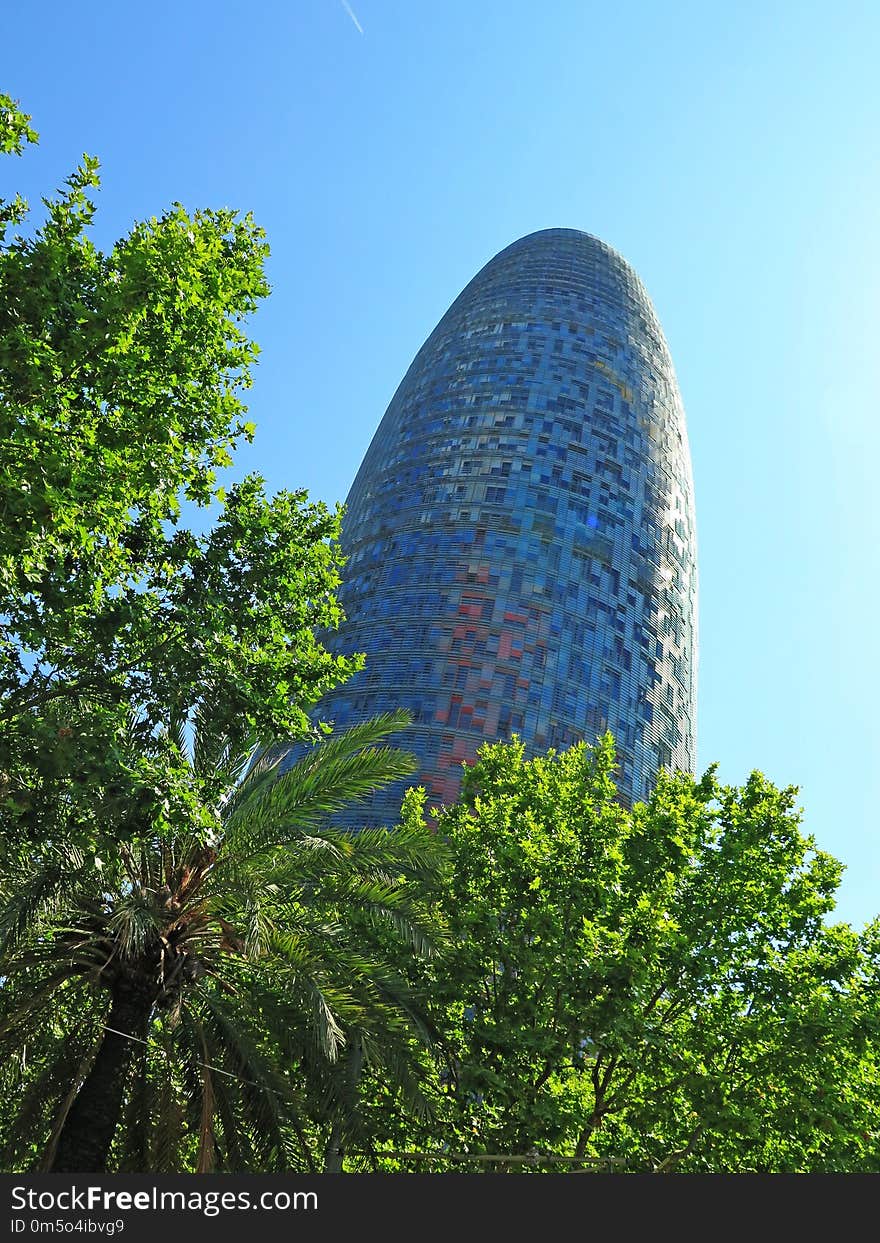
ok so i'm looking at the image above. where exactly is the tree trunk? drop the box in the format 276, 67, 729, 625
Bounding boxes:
50, 978, 153, 1173
322, 1037, 364, 1173
323, 1120, 345, 1174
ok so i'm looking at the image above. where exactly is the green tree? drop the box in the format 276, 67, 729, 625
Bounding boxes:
0, 94, 447, 1174
388, 735, 880, 1172
0, 94, 360, 856
0, 710, 445, 1172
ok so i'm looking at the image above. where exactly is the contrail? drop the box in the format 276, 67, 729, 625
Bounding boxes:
340, 0, 364, 34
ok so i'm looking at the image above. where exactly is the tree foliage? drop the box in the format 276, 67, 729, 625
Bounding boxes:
381, 736, 880, 1172
0, 93, 360, 856
0, 93, 448, 1173
0, 710, 445, 1172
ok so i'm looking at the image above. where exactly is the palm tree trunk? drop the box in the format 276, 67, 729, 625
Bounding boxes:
50, 979, 153, 1173
322, 1037, 364, 1173
323, 1119, 345, 1173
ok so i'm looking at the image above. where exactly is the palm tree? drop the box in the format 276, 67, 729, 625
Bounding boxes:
0, 709, 446, 1172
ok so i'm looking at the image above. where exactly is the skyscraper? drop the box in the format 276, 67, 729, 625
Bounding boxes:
311, 228, 696, 821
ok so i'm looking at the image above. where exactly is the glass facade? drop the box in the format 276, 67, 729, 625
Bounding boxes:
301, 228, 697, 821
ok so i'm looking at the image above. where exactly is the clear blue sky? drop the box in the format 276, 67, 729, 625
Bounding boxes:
4, 1, 879, 925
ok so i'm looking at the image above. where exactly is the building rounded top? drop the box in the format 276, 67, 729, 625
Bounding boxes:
435, 226, 663, 363
481, 227, 645, 295
501, 226, 630, 262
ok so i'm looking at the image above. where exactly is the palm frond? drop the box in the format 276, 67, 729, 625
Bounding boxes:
222, 712, 416, 861
304, 977, 347, 1062
0, 971, 88, 1045
0, 1023, 100, 1172
0, 845, 86, 960
191, 700, 253, 784
166, 709, 190, 763
195, 992, 300, 1170
151, 1026, 181, 1174
106, 894, 161, 959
